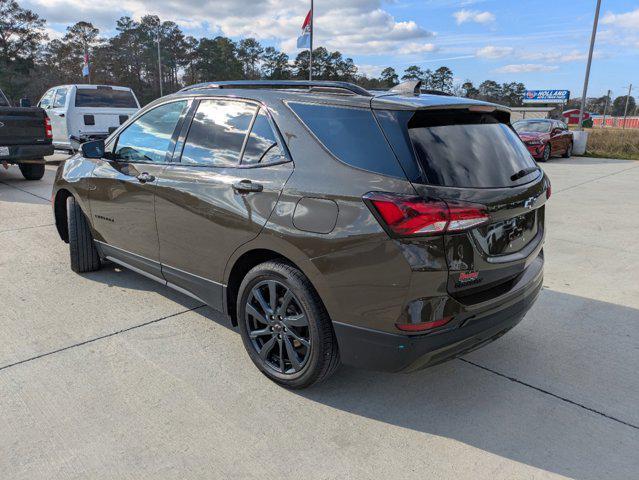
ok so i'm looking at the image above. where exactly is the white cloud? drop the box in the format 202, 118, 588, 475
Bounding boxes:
24, 0, 435, 56
519, 50, 589, 63
494, 64, 558, 74
398, 42, 438, 55
600, 8, 639, 51
602, 8, 639, 29
453, 9, 495, 25
475, 45, 513, 59
356, 64, 384, 78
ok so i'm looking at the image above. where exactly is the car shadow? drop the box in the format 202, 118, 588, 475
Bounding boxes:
82, 262, 236, 333
291, 289, 639, 480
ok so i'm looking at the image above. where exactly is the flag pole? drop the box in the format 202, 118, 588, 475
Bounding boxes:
309, 0, 313, 82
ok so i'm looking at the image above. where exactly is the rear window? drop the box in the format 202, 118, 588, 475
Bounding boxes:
408, 111, 539, 188
513, 120, 551, 133
75, 88, 138, 108
288, 102, 405, 178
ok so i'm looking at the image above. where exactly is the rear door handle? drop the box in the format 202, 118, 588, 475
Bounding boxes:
232, 180, 263, 193
137, 172, 155, 183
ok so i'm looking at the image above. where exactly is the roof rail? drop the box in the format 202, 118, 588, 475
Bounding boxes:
179, 80, 373, 97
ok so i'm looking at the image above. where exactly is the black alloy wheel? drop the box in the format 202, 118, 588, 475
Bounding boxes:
237, 261, 340, 389
245, 279, 311, 374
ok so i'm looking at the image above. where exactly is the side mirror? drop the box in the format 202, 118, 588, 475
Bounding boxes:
20, 98, 31, 107
81, 139, 105, 159
551, 128, 561, 136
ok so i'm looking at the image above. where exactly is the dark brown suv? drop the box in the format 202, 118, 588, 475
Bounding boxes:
52, 80, 549, 388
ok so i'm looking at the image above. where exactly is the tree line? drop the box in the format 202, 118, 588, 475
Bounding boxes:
1, 0, 635, 113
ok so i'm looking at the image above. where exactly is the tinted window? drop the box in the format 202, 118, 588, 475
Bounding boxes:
181, 99, 256, 167
288, 102, 404, 178
53, 88, 67, 108
241, 108, 285, 165
409, 111, 538, 188
114, 101, 187, 163
75, 88, 138, 108
0, 91, 9, 107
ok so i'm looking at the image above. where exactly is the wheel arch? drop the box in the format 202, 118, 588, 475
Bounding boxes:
224, 240, 338, 328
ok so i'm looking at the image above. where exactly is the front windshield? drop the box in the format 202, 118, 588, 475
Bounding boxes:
513, 121, 551, 133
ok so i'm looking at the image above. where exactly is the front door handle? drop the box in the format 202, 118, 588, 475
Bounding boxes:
232, 180, 263, 194
137, 172, 155, 183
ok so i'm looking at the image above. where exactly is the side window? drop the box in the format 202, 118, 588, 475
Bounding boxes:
288, 102, 404, 178
39, 90, 54, 109
180, 99, 256, 167
52, 88, 67, 108
241, 108, 285, 166
113, 100, 187, 163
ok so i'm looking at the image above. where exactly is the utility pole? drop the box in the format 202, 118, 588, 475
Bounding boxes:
601, 89, 611, 128
622, 84, 632, 129
577, 0, 601, 131
157, 23, 163, 97
309, 0, 314, 82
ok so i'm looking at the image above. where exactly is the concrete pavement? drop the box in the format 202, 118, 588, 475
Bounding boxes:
1, 157, 638, 479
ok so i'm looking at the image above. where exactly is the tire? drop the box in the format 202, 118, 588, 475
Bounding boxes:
237, 260, 340, 389
562, 142, 572, 158
67, 196, 101, 273
18, 163, 45, 180
539, 144, 551, 162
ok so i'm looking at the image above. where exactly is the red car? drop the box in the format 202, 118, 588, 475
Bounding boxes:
513, 119, 573, 162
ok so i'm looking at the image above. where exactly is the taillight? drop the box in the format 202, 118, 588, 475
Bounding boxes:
364, 192, 488, 237
44, 115, 53, 139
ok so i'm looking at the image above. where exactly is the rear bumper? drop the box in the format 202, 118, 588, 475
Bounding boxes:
333, 255, 543, 373
0, 143, 53, 162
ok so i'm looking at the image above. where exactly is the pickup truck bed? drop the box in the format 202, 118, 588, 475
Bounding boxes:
0, 97, 54, 180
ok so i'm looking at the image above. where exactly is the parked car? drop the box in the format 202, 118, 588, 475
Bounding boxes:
0, 88, 54, 180
52, 80, 549, 388
512, 118, 573, 161
38, 84, 140, 152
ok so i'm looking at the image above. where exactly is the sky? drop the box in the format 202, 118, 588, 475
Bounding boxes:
23, 0, 639, 99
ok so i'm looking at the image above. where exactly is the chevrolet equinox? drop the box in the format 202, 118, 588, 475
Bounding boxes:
52, 80, 549, 388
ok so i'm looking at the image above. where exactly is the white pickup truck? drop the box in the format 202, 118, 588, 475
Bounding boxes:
38, 84, 140, 152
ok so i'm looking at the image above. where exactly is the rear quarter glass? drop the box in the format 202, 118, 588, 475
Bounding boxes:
287, 102, 406, 179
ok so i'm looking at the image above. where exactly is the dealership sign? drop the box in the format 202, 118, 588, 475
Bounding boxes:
522, 90, 570, 104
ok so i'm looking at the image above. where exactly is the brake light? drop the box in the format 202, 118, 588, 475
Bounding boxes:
364, 192, 488, 237
44, 115, 53, 140
396, 316, 453, 332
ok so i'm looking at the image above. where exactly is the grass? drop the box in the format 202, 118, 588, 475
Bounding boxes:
581, 128, 639, 160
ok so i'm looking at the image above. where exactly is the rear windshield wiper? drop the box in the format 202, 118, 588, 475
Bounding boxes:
510, 167, 539, 181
